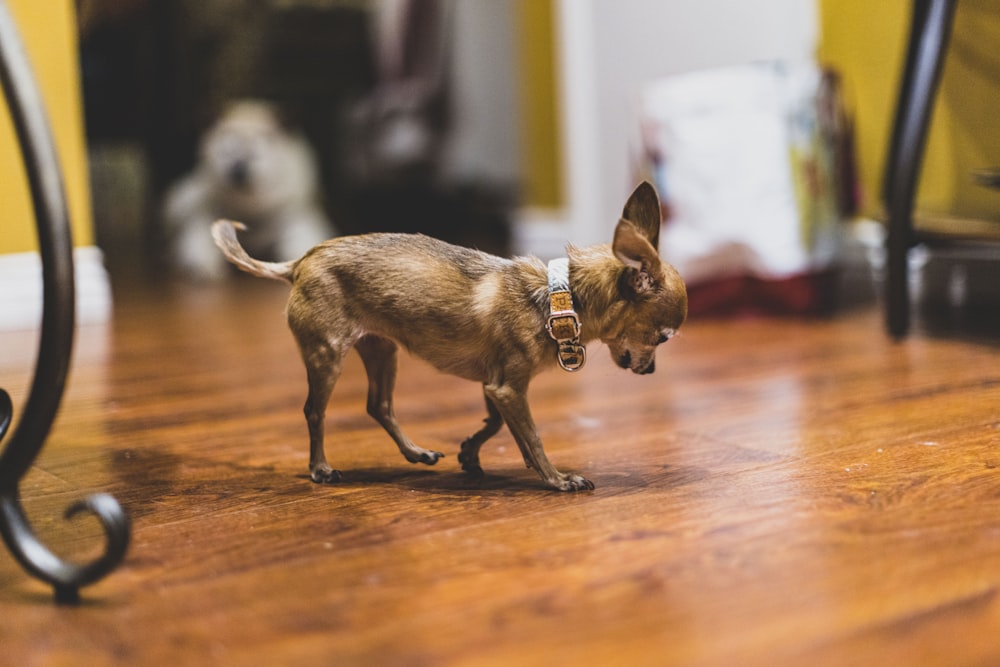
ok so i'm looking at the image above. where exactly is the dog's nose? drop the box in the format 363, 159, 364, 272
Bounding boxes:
229, 161, 250, 188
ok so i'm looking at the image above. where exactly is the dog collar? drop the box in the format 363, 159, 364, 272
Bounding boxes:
546, 258, 586, 372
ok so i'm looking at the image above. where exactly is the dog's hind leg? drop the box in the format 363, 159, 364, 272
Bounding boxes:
356, 335, 444, 466
299, 339, 347, 483
458, 390, 502, 478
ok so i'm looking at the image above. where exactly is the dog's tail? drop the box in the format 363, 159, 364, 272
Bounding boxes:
211, 220, 295, 283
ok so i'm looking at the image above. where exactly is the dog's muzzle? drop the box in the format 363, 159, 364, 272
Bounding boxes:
618, 351, 655, 374
228, 161, 251, 189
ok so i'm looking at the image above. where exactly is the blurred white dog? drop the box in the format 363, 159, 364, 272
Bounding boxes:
163, 100, 334, 280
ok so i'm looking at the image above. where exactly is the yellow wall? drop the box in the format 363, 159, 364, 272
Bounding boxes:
818, 0, 1000, 224
514, 0, 562, 209
0, 0, 93, 254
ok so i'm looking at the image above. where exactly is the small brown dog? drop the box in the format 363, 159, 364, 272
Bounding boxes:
212, 182, 686, 491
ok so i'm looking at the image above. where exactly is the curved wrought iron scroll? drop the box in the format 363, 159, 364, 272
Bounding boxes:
0, 0, 129, 604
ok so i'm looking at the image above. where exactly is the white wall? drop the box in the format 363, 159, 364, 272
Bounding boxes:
442, 0, 520, 185
518, 0, 818, 257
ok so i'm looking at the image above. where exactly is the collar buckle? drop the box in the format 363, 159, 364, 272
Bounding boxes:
546, 296, 581, 342
545, 267, 586, 372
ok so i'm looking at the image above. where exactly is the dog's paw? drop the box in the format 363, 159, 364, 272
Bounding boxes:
554, 474, 595, 492
406, 450, 444, 466
458, 452, 485, 478
310, 465, 343, 484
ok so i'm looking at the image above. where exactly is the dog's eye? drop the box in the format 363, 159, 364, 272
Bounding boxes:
657, 330, 675, 345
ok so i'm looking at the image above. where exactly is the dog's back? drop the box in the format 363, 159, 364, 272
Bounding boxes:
213, 220, 551, 382
290, 233, 550, 381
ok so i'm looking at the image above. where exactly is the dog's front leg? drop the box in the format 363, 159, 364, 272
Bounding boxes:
484, 381, 594, 492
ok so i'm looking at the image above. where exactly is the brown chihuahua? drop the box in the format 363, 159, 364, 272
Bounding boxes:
212, 181, 686, 491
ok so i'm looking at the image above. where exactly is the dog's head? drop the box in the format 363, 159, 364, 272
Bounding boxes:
200, 100, 315, 210
602, 182, 687, 375
202, 101, 279, 189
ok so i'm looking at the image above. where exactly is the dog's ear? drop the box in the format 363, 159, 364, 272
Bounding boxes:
613, 218, 663, 295
621, 181, 662, 251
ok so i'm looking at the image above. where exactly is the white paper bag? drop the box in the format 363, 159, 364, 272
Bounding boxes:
639, 62, 850, 289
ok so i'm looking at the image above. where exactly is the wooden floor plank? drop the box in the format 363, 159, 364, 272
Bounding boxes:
1, 278, 999, 665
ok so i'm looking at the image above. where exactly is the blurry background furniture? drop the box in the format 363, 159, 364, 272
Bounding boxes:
80, 0, 515, 274
884, 0, 1000, 338
883, 0, 956, 338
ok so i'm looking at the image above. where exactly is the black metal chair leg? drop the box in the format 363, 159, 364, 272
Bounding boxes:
0, 0, 129, 603
883, 0, 958, 339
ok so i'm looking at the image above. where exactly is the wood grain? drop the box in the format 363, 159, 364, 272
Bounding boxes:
1, 277, 999, 666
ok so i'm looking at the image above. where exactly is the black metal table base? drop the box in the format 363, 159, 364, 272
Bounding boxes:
0, 0, 129, 603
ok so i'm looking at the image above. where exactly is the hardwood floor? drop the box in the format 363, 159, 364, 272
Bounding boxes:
1, 277, 998, 665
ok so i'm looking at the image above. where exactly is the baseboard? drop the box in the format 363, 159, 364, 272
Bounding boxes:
0, 246, 112, 331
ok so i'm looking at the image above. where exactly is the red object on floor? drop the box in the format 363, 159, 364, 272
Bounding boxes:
686, 271, 839, 317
